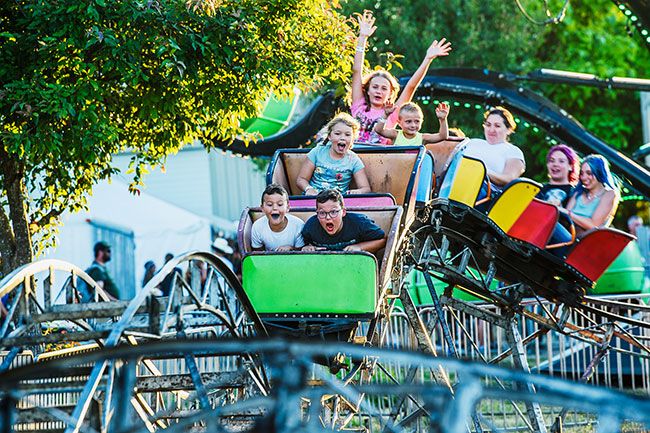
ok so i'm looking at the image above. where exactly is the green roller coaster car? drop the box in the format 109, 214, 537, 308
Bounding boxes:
242, 252, 377, 316
240, 94, 298, 137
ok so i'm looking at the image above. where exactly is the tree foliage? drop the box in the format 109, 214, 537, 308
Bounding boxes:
0, 0, 355, 274
341, 0, 650, 180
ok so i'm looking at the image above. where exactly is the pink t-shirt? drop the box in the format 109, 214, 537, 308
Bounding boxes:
351, 99, 400, 145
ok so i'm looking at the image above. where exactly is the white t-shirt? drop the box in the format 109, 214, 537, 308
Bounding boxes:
251, 214, 305, 251
464, 139, 525, 174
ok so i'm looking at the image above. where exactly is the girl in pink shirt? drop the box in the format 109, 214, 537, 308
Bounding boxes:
351, 10, 452, 145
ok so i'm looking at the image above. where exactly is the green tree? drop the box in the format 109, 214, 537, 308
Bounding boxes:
341, 0, 650, 179
0, 0, 354, 275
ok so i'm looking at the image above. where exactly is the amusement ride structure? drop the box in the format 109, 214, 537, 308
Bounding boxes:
1, 2, 650, 432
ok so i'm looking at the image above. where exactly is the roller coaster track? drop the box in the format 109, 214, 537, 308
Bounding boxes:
2, 339, 650, 433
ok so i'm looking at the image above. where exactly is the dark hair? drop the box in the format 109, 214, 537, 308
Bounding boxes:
316, 189, 344, 208
261, 183, 289, 203
547, 144, 580, 185
484, 106, 517, 132
93, 241, 110, 257
164, 253, 174, 262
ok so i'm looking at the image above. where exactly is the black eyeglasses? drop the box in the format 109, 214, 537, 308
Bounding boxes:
316, 209, 342, 219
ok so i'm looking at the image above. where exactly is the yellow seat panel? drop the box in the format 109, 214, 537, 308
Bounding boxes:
488, 180, 541, 232
447, 157, 486, 206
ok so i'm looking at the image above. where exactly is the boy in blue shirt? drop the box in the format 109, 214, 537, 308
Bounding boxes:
301, 189, 386, 252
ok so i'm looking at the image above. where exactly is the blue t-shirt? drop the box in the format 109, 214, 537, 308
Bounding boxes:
307, 144, 364, 193
301, 212, 385, 251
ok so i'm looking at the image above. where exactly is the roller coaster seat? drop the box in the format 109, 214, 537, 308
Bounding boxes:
289, 193, 396, 209
507, 198, 558, 249
266, 147, 425, 210
238, 206, 403, 286
238, 206, 403, 335
438, 155, 488, 207
487, 179, 544, 240
565, 228, 634, 282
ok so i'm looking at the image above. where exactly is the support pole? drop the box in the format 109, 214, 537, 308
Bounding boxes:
505, 319, 548, 433
551, 326, 614, 433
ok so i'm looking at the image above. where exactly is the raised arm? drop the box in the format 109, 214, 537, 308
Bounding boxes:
351, 10, 377, 104
487, 158, 525, 186
374, 120, 399, 140
296, 159, 317, 195
394, 38, 452, 108
422, 102, 449, 144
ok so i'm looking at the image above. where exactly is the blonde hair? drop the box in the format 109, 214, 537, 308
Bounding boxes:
362, 70, 400, 109
326, 112, 360, 140
398, 102, 423, 118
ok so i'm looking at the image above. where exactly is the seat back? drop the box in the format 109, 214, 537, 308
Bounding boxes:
487, 179, 542, 233
289, 194, 396, 209
266, 147, 423, 207
565, 228, 635, 282
507, 199, 559, 248
428, 138, 468, 179
439, 155, 486, 207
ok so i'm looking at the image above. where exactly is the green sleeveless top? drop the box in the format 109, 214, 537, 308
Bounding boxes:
393, 131, 423, 146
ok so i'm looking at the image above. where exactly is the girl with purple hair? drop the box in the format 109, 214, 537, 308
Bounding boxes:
537, 144, 580, 207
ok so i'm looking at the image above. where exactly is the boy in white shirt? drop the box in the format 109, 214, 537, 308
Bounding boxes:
251, 184, 305, 251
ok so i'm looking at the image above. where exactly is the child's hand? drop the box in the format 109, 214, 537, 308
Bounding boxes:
426, 38, 452, 59
384, 103, 396, 117
357, 10, 377, 38
343, 245, 362, 252
276, 245, 293, 252
435, 102, 450, 120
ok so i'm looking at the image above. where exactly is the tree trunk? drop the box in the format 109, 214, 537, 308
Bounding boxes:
0, 145, 32, 277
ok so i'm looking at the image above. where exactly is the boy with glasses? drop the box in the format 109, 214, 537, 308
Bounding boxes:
301, 189, 386, 252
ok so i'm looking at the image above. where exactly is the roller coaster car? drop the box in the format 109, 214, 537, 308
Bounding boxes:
238, 206, 402, 339
266, 146, 426, 222
429, 153, 634, 304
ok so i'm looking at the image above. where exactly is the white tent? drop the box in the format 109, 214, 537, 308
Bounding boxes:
46, 179, 220, 295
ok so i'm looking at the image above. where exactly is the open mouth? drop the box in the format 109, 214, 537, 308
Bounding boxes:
270, 212, 281, 221
325, 222, 335, 232
336, 142, 346, 152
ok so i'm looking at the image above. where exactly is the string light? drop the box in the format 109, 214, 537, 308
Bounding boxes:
613, 0, 650, 46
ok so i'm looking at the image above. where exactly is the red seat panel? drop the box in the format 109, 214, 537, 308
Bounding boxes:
508, 199, 558, 248
565, 229, 634, 281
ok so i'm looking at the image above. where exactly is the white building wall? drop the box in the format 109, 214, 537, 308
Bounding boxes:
112, 144, 267, 233
113, 146, 214, 218
209, 151, 267, 221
